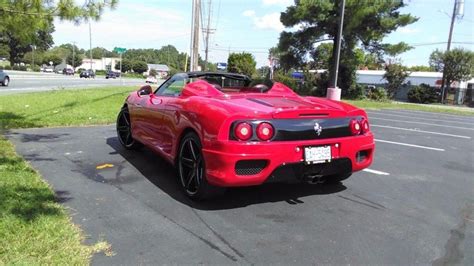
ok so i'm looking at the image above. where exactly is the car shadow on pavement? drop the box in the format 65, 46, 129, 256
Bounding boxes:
107, 137, 346, 210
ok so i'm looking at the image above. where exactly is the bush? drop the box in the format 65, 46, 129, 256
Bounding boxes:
345, 84, 366, 100
95, 70, 107, 76
273, 71, 298, 90
407, 83, 438, 104
3, 65, 12, 70
12, 65, 27, 71
77, 68, 86, 73
31, 65, 41, 72
314, 71, 329, 97
367, 87, 389, 101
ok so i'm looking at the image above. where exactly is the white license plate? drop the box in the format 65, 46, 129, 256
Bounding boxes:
304, 146, 331, 164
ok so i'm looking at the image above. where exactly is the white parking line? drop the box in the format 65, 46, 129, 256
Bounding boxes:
363, 168, 390, 175
382, 109, 474, 120
371, 125, 472, 139
367, 111, 472, 125
375, 139, 445, 151
370, 117, 474, 131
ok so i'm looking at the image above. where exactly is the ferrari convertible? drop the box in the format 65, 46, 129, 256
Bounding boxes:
117, 72, 375, 199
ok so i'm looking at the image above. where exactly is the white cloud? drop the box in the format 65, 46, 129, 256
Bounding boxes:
242, 11, 284, 32
262, 0, 293, 6
253, 13, 285, 32
242, 10, 256, 17
52, 2, 189, 51
397, 27, 420, 34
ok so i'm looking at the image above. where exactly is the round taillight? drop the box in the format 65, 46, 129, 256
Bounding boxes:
349, 119, 361, 135
361, 119, 369, 134
234, 122, 252, 141
256, 122, 274, 141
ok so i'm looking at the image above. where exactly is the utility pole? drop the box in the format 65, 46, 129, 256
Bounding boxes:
327, 0, 345, 101
203, 0, 215, 71
441, 0, 462, 104
189, 0, 195, 71
120, 52, 123, 85
72, 42, 76, 71
89, 21, 93, 71
191, 0, 201, 71
31, 45, 35, 68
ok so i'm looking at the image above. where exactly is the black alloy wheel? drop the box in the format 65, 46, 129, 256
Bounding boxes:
116, 107, 141, 149
177, 132, 225, 200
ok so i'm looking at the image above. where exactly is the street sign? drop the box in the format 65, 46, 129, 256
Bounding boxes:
113, 47, 127, 54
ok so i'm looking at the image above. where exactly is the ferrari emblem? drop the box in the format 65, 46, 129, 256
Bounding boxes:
314, 122, 322, 136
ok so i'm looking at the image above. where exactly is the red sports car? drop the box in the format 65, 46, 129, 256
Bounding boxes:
117, 72, 375, 199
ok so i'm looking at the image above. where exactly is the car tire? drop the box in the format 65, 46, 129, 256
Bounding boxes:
116, 106, 142, 150
323, 173, 352, 185
2, 77, 9, 86
177, 132, 225, 200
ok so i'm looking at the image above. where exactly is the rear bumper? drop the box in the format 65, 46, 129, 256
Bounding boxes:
202, 134, 375, 187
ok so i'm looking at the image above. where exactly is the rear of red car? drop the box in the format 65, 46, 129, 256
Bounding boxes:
201, 95, 375, 187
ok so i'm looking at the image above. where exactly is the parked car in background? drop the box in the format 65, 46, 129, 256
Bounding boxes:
42, 66, 54, 73
0, 69, 10, 86
63, 68, 74, 75
116, 72, 375, 200
80, 69, 95, 78
106, 71, 120, 79
145, 75, 158, 84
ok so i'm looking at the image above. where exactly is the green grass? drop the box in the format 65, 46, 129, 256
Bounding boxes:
346, 99, 474, 116
0, 136, 112, 264
0, 86, 136, 129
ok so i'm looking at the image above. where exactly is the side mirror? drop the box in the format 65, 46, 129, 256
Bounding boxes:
137, 85, 153, 96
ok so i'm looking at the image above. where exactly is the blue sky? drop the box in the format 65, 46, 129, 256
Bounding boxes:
53, 0, 474, 67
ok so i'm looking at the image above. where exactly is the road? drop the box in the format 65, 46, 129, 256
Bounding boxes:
6, 109, 474, 265
0, 71, 155, 95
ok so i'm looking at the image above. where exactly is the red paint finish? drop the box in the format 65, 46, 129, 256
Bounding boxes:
123, 75, 375, 187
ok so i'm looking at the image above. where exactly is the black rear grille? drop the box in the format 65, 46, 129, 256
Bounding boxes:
235, 160, 267, 175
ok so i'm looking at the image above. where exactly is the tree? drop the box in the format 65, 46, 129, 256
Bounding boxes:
227, 52, 256, 77
384, 63, 409, 99
429, 49, 444, 72
277, 0, 417, 91
132, 61, 148, 74
58, 43, 85, 68
67, 53, 84, 68
122, 46, 192, 71
115, 59, 133, 73
311, 43, 333, 69
0, 0, 117, 66
86, 47, 117, 59
408, 65, 434, 72
149, 68, 158, 77
442, 48, 474, 89
23, 50, 44, 66
429, 48, 474, 101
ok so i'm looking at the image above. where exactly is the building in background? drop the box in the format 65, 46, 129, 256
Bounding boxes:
146, 64, 170, 78
76, 57, 121, 71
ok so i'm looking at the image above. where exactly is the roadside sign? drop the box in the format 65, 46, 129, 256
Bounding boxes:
113, 47, 127, 54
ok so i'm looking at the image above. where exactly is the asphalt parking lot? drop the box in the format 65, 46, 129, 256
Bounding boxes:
6, 109, 474, 265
